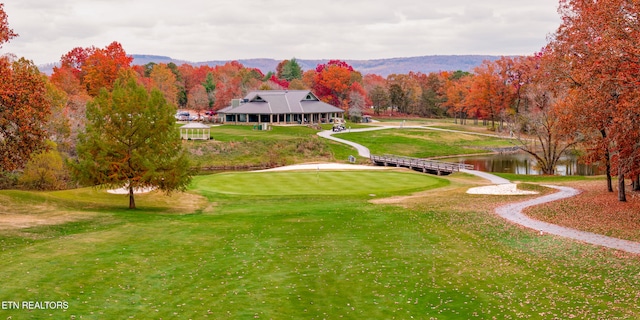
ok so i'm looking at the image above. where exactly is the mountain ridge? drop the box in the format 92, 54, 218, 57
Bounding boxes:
38, 54, 507, 76
130, 54, 505, 77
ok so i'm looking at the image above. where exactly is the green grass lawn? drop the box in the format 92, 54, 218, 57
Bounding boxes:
336, 128, 513, 158
183, 125, 368, 169
1, 171, 640, 318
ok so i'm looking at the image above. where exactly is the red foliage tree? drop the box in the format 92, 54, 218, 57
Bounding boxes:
268, 74, 289, 89
0, 3, 17, 48
0, 58, 52, 171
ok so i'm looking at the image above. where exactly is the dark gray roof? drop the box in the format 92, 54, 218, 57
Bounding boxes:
218, 90, 344, 115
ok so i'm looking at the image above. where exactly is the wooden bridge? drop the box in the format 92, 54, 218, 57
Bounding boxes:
370, 154, 474, 176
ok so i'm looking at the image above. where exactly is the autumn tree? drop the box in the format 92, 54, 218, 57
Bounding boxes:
442, 72, 472, 124
72, 71, 192, 209
363, 74, 388, 115
388, 82, 407, 114
0, 57, 52, 173
82, 42, 133, 96
266, 74, 289, 89
369, 85, 389, 115
187, 85, 210, 116
167, 62, 187, 107
465, 60, 516, 130
50, 63, 92, 157
549, 0, 640, 200
348, 82, 367, 122
415, 72, 446, 117
387, 74, 421, 115
59, 46, 93, 81
44, 78, 72, 154
0, 7, 52, 175
288, 79, 307, 90
511, 69, 581, 175
149, 63, 179, 106
312, 60, 360, 109
0, 3, 17, 47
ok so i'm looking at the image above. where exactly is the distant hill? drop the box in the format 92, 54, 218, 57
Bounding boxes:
39, 54, 504, 77
130, 54, 504, 77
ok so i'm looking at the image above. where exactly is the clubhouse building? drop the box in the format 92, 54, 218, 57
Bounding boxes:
218, 90, 345, 125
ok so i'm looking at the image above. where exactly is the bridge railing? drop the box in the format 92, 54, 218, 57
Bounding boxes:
370, 154, 474, 171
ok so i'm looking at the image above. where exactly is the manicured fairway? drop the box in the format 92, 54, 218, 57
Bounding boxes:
336, 128, 513, 158
193, 170, 446, 196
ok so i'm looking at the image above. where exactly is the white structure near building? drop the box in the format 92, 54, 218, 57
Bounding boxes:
180, 122, 211, 140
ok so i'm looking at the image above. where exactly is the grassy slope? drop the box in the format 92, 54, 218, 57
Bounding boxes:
335, 128, 513, 158
184, 125, 366, 169
1, 172, 639, 318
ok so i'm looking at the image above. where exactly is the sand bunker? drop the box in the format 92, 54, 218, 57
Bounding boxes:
466, 183, 539, 195
107, 186, 156, 194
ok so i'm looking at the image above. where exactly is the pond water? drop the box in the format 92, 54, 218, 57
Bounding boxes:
444, 152, 602, 176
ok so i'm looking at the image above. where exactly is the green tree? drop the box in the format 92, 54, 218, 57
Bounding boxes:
72, 71, 192, 209
202, 72, 216, 108
277, 58, 303, 82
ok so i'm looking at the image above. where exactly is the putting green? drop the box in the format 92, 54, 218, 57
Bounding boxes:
192, 170, 448, 196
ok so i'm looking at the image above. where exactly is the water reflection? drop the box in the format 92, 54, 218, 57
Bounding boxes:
445, 152, 602, 176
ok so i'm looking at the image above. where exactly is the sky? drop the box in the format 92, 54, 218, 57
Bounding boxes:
1, 0, 562, 66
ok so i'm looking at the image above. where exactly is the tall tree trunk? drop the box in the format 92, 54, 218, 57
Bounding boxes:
129, 185, 136, 209
600, 129, 613, 192
618, 167, 627, 202
605, 151, 613, 192
633, 174, 640, 192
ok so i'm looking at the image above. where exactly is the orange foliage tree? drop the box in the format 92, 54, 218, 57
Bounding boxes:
465, 59, 516, 130
548, 0, 640, 200
82, 42, 133, 96
149, 64, 179, 106
442, 73, 472, 124
311, 60, 361, 109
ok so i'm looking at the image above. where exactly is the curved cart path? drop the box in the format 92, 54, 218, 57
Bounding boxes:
495, 185, 640, 254
317, 125, 640, 254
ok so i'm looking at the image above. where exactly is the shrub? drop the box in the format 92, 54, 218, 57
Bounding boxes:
18, 143, 69, 190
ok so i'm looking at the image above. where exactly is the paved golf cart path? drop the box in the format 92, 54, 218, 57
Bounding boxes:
317, 125, 640, 254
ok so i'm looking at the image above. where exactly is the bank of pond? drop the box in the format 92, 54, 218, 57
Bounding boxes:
445, 152, 602, 176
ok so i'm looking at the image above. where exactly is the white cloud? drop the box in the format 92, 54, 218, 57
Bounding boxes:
1, 0, 561, 65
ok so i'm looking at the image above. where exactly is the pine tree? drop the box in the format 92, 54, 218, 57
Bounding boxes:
72, 71, 192, 209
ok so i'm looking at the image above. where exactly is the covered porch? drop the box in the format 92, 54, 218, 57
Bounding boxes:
222, 112, 344, 125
